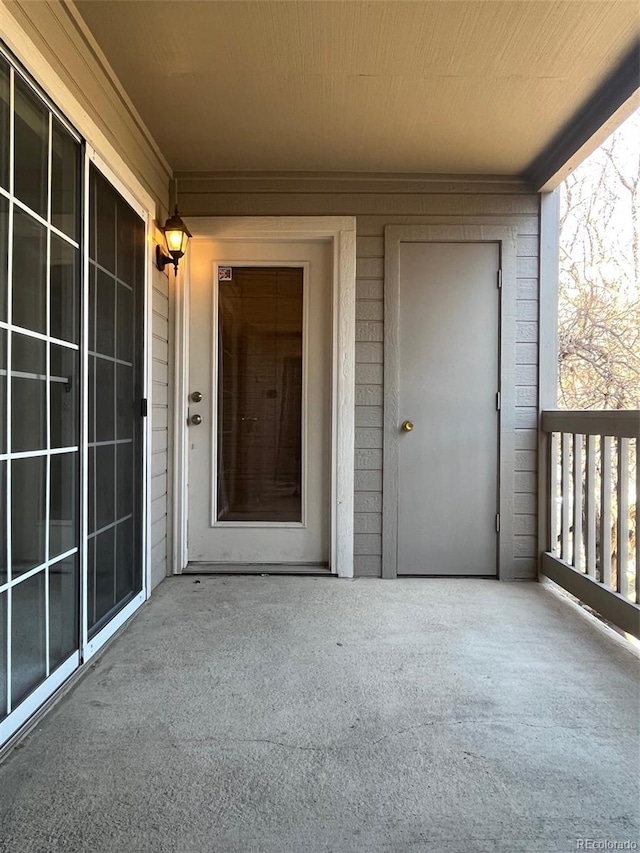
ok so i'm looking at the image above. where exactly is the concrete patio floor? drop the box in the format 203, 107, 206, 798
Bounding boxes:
0, 576, 638, 853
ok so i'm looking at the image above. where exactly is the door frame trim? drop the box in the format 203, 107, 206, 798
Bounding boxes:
172, 216, 357, 578
382, 224, 519, 580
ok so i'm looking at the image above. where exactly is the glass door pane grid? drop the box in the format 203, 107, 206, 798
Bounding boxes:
0, 323, 79, 350
0, 187, 79, 251
1, 58, 80, 721
90, 257, 134, 292
86, 165, 144, 637
0, 446, 79, 462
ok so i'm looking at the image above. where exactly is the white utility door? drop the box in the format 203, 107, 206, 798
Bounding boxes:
187, 240, 331, 567
397, 242, 499, 575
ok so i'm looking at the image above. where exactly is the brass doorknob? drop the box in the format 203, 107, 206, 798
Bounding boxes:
191, 391, 203, 403
191, 413, 203, 426
401, 420, 414, 432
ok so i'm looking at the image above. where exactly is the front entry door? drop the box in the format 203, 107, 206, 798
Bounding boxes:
396, 242, 499, 576
188, 240, 331, 567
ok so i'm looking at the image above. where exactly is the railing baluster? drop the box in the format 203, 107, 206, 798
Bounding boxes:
585, 434, 597, 577
561, 432, 572, 562
550, 432, 560, 554
617, 437, 630, 597
573, 434, 583, 570
635, 438, 639, 605
600, 435, 612, 588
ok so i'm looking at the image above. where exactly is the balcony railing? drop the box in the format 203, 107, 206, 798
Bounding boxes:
540, 410, 640, 638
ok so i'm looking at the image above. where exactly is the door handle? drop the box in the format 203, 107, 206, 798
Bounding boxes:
190, 413, 203, 426
401, 420, 414, 432
191, 391, 203, 403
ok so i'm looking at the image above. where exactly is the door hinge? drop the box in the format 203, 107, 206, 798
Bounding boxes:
496, 514, 501, 533
141, 398, 148, 418
496, 391, 501, 410
497, 269, 502, 289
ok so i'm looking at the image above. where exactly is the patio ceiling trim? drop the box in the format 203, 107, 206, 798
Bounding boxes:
524, 39, 640, 193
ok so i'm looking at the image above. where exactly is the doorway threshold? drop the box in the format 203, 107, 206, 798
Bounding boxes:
184, 563, 332, 576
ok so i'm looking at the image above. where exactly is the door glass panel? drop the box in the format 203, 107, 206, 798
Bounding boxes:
91, 170, 116, 274
12, 208, 47, 334
96, 269, 115, 356
50, 344, 78, 448
116, 281, 133, 362
116, 442, 133, 518
50, 236, 79, 343
50, 452, 77, 559
0, 328, 6, 453
51, 117, 79, 241
12, 456, 46, 576
0, 591, 6, 721
217, 267, 304, 522
94, 527, 115, 624
12, 332, 46, 453
49, 554, 78, 672
14, 77, 48, 219
116, 364, 133, 440
0, 194, 8, 323
95, 444, 115, 531
0, 461, 6, 585
87, 164, 144, 637
95, 358, 114, 442
11, 572, 46, 707
0, 57, 9, 192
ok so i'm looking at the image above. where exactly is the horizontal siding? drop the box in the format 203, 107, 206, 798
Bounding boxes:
353, 555, 382, 577
151, 267, 170, 589
516, 223, 540, 574
179, 183, 541, 579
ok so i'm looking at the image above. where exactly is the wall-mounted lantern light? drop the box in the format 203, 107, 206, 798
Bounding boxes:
156, 206, 192, 275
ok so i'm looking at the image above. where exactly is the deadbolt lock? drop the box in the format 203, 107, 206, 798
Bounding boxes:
191, 391, 203, 403
401, 420, 414, 432
191, 413, 203, 426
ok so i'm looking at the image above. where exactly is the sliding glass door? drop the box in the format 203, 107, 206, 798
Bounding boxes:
86, 165, 145, 637
0, 54, 82, 740
0, 49, 147, 746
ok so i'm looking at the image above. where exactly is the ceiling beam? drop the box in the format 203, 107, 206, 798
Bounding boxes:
523, 39, 640, 193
